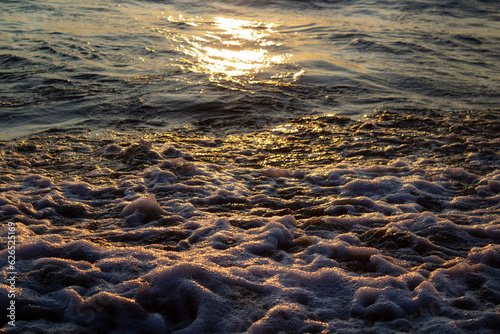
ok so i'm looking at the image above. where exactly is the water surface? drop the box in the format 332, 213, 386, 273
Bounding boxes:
1, 0, 499, 139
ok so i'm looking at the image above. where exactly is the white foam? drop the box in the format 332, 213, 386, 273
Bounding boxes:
121, 194, 167, 217
1, 124, 499, 333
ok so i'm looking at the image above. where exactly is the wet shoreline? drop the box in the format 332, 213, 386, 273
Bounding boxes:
1, 109, 499, 333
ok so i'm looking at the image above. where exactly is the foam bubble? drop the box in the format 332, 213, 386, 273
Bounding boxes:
121, 194, 167, 217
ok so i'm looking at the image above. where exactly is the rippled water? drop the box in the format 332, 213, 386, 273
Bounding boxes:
1, 0, 499, 139
1, 1, 500, 333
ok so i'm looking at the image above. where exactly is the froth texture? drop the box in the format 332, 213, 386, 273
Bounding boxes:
1, 110, 499, 333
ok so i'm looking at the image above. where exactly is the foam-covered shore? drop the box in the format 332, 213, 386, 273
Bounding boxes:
1, 110, 500, 333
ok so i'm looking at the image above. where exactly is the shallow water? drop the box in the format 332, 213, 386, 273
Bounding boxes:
1, 0, 500, 139
1, 109, 500, 333
1, 0, 500, 333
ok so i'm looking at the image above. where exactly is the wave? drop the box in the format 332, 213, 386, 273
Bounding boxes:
1, 109, 499, 332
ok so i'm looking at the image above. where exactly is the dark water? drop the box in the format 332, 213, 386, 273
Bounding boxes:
1, 2, 500, 333
1, 0, 499, 139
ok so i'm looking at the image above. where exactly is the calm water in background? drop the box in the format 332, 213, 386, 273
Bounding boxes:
1, 0, 499, 139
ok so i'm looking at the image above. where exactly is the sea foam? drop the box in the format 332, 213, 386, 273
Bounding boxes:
1, 110, 499, 333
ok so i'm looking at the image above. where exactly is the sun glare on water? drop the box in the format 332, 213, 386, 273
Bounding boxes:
157, 15, 301, 86
192, 17, 287, 79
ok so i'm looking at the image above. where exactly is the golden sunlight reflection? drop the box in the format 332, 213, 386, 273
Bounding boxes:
213, 17, 276, 43
160, 14, 302, 86
197, 47, 286, 77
